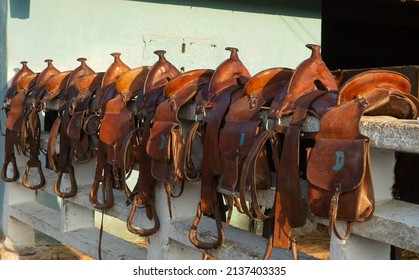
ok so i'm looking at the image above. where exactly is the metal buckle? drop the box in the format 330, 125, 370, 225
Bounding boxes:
249, 94, 257, 109
356, 95, 369, 107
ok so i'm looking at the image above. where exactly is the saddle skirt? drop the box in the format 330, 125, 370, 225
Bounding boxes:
6, 73, 40, 133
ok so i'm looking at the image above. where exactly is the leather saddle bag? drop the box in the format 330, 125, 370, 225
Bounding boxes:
307, 136, 373, 240
147, 121, 183, 182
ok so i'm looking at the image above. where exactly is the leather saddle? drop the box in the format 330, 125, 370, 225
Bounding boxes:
48, 58, 95, 198
3, 61, 35, 107
2, 68, 38, 183
84, 53, 133, 209
19, 59, 61, 190
146, 68, 214, 217
90, 65, 151, 211
66, 71, 105, 164
218, 67, 294, 222
120, 50, 180, 236
189, 47, 251, 250
239, 44, 339, 259
306, 72, 419, 241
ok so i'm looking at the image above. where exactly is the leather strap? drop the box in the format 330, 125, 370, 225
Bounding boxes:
239, 129, 277, 221
329, 189, 353, 240
200, 85, 242, 214
47, 117, 61, 172
272, 90, 330, 253
22, 108, 45, 190
181, 120, 203, 181
1, 128, 19, 182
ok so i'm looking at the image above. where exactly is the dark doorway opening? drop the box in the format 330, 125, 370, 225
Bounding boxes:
321, 0, 419, 70
322, 0, 419, 260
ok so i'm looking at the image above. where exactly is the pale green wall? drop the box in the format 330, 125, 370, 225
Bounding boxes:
5, 0, 321, 77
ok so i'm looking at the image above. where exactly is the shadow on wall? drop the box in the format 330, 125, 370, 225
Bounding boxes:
125, 0, 321, 18
10, 0, 30, 19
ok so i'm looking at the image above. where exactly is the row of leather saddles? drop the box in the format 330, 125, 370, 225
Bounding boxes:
2, 45, 418, 259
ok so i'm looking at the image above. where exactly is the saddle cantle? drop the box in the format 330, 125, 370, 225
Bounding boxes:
41, 71, 72, 109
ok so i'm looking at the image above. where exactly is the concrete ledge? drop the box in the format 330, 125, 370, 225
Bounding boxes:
311, 199, 419, 253
360, 116, 419, 154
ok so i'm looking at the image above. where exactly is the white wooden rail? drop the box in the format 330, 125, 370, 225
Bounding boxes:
2, 113, 419, 260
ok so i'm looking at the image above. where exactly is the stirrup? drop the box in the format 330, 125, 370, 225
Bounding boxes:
22, 159, 46, 190
1, 155, 19, 182
53, 165, 78, 198
126, 195, 160, 237
189, 202, 225, 250
89, 172, 115, 210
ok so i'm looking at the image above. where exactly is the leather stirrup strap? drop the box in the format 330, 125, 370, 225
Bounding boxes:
329, 189, 353, 240
54, 111, 78, 198
273, 90, 329, 252
239, 129, 276, 221
47, 116, 61, 172
1, 128, 19, 182
22, 108, 45, 190
128, 113, 157, 220
200, 86, 240, 214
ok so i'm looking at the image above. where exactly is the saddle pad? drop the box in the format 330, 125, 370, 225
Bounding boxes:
6, 92, 26, 132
